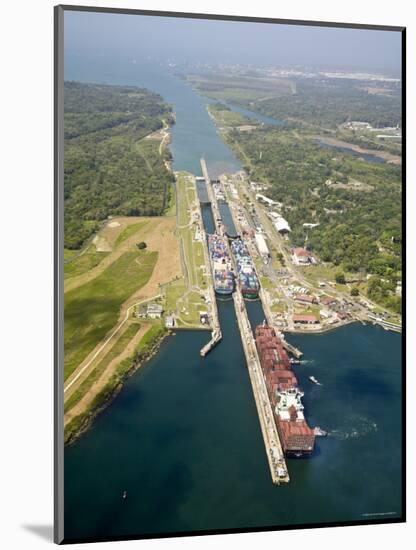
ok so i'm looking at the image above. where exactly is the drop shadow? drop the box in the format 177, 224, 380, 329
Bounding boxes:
22, 524, 53, 542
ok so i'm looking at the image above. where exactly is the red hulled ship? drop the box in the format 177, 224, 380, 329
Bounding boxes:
255, 325, 315, 457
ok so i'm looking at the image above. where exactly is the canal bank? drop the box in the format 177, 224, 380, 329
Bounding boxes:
64, 54, 402, 541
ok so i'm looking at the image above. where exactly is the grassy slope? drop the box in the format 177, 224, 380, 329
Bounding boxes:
64, 249, 158, 380
64, 323, 167, 444
114, 221, 148, 248
64, 321, 143, 413
64, 248, 110, 280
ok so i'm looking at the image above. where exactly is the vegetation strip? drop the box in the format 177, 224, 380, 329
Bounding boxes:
64, 321, 143, 414
64, 249, 158, 380
64, 324, 168, 445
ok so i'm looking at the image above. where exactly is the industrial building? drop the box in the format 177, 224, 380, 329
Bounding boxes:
319, 296, 338, 307
295, 294, 318, 305
255, 193, 281, 207
274, 217, 291, 234
146, 303, 164, 319
255, 232, 270, 260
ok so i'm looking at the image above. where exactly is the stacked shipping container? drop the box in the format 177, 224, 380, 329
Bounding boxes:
255, 325, 315, 457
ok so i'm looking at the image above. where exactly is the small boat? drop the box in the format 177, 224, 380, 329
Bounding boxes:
290, 358, 301, 365
314, 426, 328, 437
122, 491, 127, 499
309, 376, 322, 386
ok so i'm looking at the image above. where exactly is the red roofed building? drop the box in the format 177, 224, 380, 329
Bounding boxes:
291, 247, 317, 265
337, 311, 350, 321
295, 294, 317, 304
320, 295, 338, 307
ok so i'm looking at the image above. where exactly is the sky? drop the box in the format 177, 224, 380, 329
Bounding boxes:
64, 10, 402, 75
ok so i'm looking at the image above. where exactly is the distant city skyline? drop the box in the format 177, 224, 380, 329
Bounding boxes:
65, 11, 402, 75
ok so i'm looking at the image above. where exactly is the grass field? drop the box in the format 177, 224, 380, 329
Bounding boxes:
295, 304, 322, 319
164, 274, 207, 327
64, 248, 110, 280
114, 221, 148, 248
164, 182, 176, 217
207, 105, 254, 127
64, 321, 143, 413
203, 88, 272, 103
176, 173, 208, 290
64, 249, 158, 380
181, 230, 207, 288
260, 276, 275, 291
164, 278, 187, 313
270, 300, 286, 314
177, 290, 207, 326
177, 174, 191, 227
64, 248, 77, 261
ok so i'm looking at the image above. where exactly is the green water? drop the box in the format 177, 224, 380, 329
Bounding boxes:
64, 54, 402, 542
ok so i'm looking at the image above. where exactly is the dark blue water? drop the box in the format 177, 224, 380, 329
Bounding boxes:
315, 139, 386, 164
218, 201, 238, 237
196, 179, 210, 204
201, 203, 215, 235
64, 323, 402, 541
64, 52, 402, 542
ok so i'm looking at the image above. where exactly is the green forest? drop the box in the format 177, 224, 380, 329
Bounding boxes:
188, 72, 401, 130
222, 121, 402, 312
64, 81, 174, 249
237, 80, 401, 129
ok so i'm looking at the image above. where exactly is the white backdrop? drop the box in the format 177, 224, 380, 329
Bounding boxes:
1, 1, 412, 548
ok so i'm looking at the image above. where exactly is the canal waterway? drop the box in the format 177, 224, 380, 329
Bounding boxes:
64, 53, 402, 541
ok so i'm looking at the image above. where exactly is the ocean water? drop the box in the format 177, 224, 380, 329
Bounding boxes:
63, 52, 402, 542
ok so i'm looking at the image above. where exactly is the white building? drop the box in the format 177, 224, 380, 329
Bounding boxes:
250, 181, 265, 192
165, 315, 175, 328
274, 217, 291, 233
255, 232, 270, 259
320, 309, 332, 319
147, 303, 163, 319
255, 193, 281, 207
268, 211, 280, 220
303, 223, 320, 229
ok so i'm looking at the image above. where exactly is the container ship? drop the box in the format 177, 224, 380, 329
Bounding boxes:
230, 238, 260, 300
255, 324, 315, 457
207, 234, 235, 296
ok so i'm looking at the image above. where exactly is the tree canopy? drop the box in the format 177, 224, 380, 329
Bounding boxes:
64, 81, 174, 249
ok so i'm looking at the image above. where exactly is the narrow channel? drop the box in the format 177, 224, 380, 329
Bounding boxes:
197, 179, 266, 331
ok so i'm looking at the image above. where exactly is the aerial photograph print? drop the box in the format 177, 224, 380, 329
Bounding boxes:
57, 6, 404, 544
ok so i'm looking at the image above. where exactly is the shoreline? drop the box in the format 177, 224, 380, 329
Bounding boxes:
64, 328, 169, 446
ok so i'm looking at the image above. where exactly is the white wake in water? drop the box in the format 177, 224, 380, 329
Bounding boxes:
298, 359, 316, 366
328, 415, 378, 440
